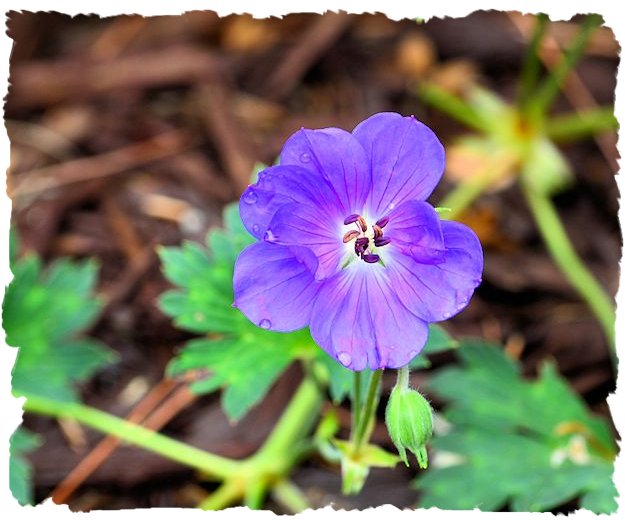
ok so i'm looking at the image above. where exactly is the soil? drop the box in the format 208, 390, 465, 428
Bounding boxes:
5, 10, 620, 512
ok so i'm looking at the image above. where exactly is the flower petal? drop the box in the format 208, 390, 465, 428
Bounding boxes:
386, 221, 483, 322
384, 200, 446, 264
240, 164, 342, 240
233, 242, 321, 332
352, 112, 445, 216
309, 266, 430, 371
280, 127, 371, 214
264, 202, 343, 280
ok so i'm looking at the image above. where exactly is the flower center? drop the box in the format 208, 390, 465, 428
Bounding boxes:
342, 213, 391, 264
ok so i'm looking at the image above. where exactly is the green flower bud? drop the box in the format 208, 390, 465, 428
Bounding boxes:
385, 383, 433, 468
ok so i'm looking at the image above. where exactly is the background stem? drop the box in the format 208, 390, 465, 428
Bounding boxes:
23, 394, 239, 479
521, 180, 616, 361
353, 370, 383, 451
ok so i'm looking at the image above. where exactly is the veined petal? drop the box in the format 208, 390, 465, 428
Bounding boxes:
265, 202, 343, 280
352, 112, 445, 215
387, 221, 483, 322
240, 164, 342, 240
384, 200, 446, 264
309, 266, 430, 371
233, 242, 320, 332
280, 127, 372, 214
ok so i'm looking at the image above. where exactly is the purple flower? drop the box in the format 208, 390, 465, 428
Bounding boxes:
233, 112, 483, 371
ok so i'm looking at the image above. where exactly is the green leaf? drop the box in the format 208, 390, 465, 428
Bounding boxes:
160, 202, 320, 421
409, 324, 458, 370
9, 427, 42, 505
521, 136, 573, 196
3, 255, 117, 402
416, 340, 617, 512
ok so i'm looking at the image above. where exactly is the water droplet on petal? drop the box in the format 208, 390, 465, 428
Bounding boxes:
243, 190, 258, 204
259, 319, 271, 329
388, 203, 396, 210
264, 229, 275, 242
252, 224, 260, 234
338, 352, 352, 367
409, 350, 418, 359
300, 152, 311, 163
442, 311, 452, 319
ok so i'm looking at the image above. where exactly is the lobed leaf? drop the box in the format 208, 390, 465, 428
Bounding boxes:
415, 340, 617, 513
3, 255, 116, 402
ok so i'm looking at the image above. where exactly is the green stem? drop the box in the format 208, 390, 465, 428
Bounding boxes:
23, 394, 238, 480
272, 479, 312, 513
352, 371, 362, 437
198, 480, 242, 510
544, 108, 618, 142
251, 374, 323, 465
353, 370, 383, 452
418, 83, 487, 132
396, 366, 410, 390
518, 13, 549, 113
530, 14, 603, 121
438, 154, 519, 220
521, 180, 616, 360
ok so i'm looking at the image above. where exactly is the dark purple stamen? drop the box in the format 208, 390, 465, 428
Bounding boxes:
362, 253, 380, 264
374, 237, 391, 247
375, 216, 389, 228
344, 214, 360, 225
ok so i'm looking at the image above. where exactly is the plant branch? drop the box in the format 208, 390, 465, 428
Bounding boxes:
22, 394, 239, 480
521, 180, 616, 361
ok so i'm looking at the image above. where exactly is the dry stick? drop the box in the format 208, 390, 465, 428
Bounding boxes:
101, 190, 145, 262
10, 129, 193, 205
197, 82, 258, 194
262, 12, 353, 101
9, 44, 225, 109
507, 13, 618, 173
50, 378, 179, 504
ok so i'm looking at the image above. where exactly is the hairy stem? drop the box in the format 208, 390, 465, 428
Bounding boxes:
23, 394, 239, 479
521, 180, 616, 360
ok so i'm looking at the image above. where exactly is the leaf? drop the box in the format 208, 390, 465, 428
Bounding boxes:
409, 324, 458, 370
160, 202, 320, 421
3, 255, 117, 402
415, 340, 617, 512
9, 427, 42, 505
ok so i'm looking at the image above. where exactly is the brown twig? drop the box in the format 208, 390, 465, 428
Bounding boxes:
8, 44, 225, 110
262, 12, 353, 101
9, 129, 193, 206
50, 378, 179, 504
196, 82, 258, 194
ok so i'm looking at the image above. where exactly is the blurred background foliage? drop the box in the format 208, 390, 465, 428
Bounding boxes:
3, 10, 620, 513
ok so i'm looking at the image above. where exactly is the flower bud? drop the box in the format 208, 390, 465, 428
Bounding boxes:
385, 384, 433, 468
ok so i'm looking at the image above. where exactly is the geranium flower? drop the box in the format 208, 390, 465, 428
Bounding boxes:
233, 112, 483, 371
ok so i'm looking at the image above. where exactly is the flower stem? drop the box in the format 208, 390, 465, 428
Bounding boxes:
352, 371, 362, 435
353, 370, 383, 452
418, 83, 487, 132
521, 180, 616, 361
396, 366, 410, 390
22, 394, 239, 479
